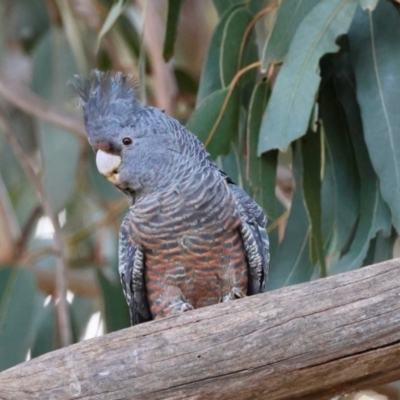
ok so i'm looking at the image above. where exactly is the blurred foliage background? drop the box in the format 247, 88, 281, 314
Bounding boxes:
1, 0, 400, 397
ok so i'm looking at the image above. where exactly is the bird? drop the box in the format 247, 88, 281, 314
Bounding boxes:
74, 70, 269, 325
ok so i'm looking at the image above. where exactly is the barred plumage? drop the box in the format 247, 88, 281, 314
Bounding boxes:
75, 70, 269, 324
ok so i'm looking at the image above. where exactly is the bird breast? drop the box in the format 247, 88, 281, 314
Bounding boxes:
129, 171, 248, 311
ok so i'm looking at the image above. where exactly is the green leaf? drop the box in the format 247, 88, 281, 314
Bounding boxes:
348, 1, 400, 234
197, 7, 254, 105
266, 143, 314, 290
246, 81, 277, 219
0, 123, 39, 230
31, 29, 81, 213
7, 0, 49, 49
174, 67, 199, 95
213, 0, 243, 16
163, 0, 183, 61
332, 51, 392, 274
258, 0, 358, 154
359, 0, 378, 11
262, 0, 320, 69
38, 124, 81, 213
31, 301, 56, 358
55, 0, 88, 73
0, 2, 3, 65
362, 229, 395, 267
219, 142, 241, 185
95, 0, 125, 53
97, 266, 130, 333
187, 87, 240, 159
319, 73, 359, 261
333, 183, 391, 274
117, 15, 141, 58
0, 267, 38, 371
301, 129, 326, 276
70, 295, 99, 341
213, 0, 263, 16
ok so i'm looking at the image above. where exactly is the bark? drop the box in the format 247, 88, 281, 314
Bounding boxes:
0, 259, 399, 400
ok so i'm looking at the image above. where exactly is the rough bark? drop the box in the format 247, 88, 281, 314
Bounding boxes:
0, 259, 400, 400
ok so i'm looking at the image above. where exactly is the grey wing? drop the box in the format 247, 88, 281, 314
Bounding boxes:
228, 181, 269, 295
119, 214, 151, 325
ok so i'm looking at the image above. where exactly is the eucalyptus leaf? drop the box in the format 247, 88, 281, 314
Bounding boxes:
246, 81, 277, 219
31, 29, 80, 213
332, 51, 392, 274
97, 266, 130, 333
319, 74, 359, 261
31, 301, 56, 358
359, 0, 379, 11
197, 7, 254, 105
262, 0, 320, 69
70, 295, 99, 341
213, 0, 263, 16
266, 144, 314, 290
0, 267, 38, 371
213, 0, 244, 16
163, 0, 183, 62
362, 230, 395, 267
258, 0, 358, 154
301, 130, 326, 275
219, 142, 241, 185
187, 87, 240, 159
174, 68, 199, 95
38, 124, 80, 213
348, 1, 400, 233
95, 0, 125, 52
8, 0, 49, 47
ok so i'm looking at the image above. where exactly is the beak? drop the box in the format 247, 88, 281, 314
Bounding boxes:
96, 149, 121, 185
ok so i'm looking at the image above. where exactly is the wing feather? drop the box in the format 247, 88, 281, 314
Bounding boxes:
119, 214, 151, 325
227, 180, 269, 294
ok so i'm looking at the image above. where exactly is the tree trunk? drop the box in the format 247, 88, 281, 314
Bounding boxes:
1, 259, 400, 400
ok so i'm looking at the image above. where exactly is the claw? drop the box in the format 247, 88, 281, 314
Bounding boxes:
181, 302, 194, 312
222, 287, 246, 302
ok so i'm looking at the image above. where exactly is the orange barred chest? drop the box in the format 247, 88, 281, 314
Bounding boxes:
144, 224, 248, 310
129, 188, 248, 316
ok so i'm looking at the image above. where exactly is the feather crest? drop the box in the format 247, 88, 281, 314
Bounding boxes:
71, 70, 142, 131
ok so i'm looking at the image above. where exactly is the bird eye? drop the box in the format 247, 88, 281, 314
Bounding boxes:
122, 137, 132, 146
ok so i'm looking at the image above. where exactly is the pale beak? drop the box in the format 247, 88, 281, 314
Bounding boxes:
96, 149, 121, 185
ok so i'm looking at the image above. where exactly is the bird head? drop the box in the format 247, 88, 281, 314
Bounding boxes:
73, 70, 181, 198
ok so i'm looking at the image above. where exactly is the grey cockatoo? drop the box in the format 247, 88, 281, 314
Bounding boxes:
74, 70, 269, 325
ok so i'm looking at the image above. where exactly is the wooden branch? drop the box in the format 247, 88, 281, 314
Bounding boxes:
0, 113, 72, 347
0, 71, 86, 139
1, 259, 400, 400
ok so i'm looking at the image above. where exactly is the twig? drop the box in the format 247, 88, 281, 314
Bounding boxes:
204, 61, 262, 148
136, 0, 177, 114
34, 265, 99, 298
67, 198, 127, 247
19, 247, 55, 266
14, 205, 43, 258
267, 208, 289, 234
0, 71, 86, 140
238, 2, 279, 69
0, 111, 72, 347
0, 173, 21, 264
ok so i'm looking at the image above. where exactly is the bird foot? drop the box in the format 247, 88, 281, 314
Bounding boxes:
181, 302, 194, 312
222, 288, 246, 302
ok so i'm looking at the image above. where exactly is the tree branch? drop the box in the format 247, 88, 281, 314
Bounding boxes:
136, 0, 178, 115
0, 113, 72, 347
0, 259, 399, 399
0, 71, 86, 139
